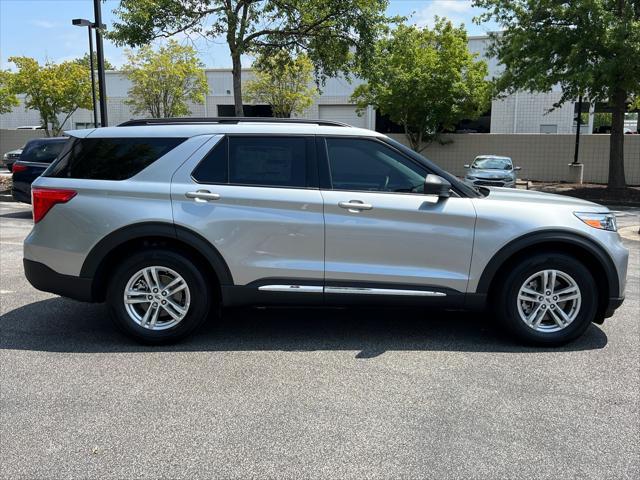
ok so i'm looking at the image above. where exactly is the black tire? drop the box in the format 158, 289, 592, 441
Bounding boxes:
106, 249, 213, 344
494, 252, 598, 346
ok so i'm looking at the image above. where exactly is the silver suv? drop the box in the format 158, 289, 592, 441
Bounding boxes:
23, 118, 628, 345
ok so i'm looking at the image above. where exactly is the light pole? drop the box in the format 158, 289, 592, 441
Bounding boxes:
72, 18, 98, 128
93, 0, 108, 127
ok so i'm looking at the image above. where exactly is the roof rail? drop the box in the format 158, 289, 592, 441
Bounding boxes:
117, 117, 351, 127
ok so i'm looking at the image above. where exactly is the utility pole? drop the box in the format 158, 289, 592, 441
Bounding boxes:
573, 95, 583, 164
93, 0, 108, 127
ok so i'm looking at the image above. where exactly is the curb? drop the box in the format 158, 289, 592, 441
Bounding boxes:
618, 226, 640, 242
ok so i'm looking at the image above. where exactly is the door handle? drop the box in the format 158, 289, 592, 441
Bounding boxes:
338, 200, 373, 212
185, 190, 221, 202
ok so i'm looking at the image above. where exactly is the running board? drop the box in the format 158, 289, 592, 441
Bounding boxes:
258, 285, 446, 297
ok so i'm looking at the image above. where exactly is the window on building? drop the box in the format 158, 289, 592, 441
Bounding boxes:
573, 101, 591, 126
540, 124, 558, 134
217, 104, 274, 117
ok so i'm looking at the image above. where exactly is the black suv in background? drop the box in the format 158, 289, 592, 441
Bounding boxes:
12, 137, 68, 204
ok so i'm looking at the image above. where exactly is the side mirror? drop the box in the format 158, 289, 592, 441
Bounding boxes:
514, 166, 522, 171
463, 164, 470, 168
424, 174, 451, 198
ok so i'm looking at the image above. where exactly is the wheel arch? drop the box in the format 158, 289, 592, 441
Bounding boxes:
81, 222, 233, 302
477, 230, 619, 316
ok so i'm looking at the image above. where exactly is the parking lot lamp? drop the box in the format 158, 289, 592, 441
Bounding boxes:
72, 18, 98, 128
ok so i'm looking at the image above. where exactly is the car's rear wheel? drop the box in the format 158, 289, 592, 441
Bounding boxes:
495, 252, 598, 345
106, 249, 213, 344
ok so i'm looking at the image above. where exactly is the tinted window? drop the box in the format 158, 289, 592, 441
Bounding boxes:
326, 138, 426, 192
46, 137, 185, 180
228, 136, 310, 188
192, 137, 228, 183
21, 140, 67, 164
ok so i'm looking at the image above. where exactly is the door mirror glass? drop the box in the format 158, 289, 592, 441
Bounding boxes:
463, 164, 470, 168
424, 174, 451, 198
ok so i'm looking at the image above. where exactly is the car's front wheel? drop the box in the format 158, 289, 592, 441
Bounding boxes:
106, 249, 212, 344
495, 252, 598, 345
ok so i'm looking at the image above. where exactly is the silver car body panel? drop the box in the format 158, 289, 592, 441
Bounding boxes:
469, 188, 628, 294
321, 190, 477, 292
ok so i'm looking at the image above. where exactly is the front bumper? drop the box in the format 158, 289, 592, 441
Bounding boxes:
24, 258, 94, 302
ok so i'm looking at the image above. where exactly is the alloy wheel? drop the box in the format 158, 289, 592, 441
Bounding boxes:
516, 269, 582, 333
123, 266, 191, 330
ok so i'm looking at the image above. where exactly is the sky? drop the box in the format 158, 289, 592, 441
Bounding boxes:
0, 0, 498, 70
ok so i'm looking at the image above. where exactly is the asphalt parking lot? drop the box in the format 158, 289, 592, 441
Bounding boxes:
1, 200, 638, 479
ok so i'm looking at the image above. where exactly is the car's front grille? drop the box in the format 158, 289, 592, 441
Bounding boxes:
475, 180, 505, 187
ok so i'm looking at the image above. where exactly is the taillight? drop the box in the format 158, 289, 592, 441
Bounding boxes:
31, 187, 77, 223
12, 163, 27, 173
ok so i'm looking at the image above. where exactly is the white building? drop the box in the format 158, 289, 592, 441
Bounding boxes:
0, 36, 629, 134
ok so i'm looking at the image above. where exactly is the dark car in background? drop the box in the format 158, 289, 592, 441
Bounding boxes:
12, 137, 68, 204
2, 148, 23, 172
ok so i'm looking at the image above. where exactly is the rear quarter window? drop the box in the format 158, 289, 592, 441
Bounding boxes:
45, 137, 186, 180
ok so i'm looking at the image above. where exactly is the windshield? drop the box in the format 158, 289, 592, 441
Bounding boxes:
472, 157, 512, 170
21, 140, 67, 163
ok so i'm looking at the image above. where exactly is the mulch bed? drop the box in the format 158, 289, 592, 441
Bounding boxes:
531, 183, 640, 206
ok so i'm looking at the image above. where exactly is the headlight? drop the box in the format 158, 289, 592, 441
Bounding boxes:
574, 212, 617, 231
2, 154, 6, 160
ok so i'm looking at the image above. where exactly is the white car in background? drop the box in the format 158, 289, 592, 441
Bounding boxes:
464, 155, 520, 188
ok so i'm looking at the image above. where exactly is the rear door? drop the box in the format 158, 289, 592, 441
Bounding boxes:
171, 135, 325, 288
319, 136, 476, 296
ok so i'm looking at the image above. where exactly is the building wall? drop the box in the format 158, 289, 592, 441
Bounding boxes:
0, 129, 46, 154
0, 36, 612, 135
389, 133, 640, 185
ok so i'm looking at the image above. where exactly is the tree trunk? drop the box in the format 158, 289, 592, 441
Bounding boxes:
231, 50, 243, 117
608, 87, 627, 189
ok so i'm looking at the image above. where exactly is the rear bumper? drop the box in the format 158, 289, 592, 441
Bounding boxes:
24, 258, 94, 302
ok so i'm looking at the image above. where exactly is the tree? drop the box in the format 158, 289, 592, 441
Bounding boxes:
109, 0, 391, 117
122, 40, 208, 118
74, 53, 116, 71
474, 0, 640, 189
243, 52, 317, 117
9, 57, 93, 136
352, 20, 491, 151
0, 70, 19, 114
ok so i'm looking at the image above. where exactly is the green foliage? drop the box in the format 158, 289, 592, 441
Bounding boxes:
109, 0, 392, 114
593, 113, 612, 130
474, 0, 640, 187
9, 57, 93, 136
73, 53, 116, 71
123, 40, 208, 118
352, 20, 491, 151
243, 52, 317, 117
0, 70, 19, 115
474, 0, 640, 106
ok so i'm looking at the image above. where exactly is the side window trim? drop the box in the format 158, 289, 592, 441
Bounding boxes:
321, 135, 433, 194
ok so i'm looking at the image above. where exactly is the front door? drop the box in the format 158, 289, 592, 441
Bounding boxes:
320, 137, 476, 295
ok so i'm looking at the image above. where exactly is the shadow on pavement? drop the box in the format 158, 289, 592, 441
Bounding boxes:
0, 297, 608, 356
0, 210, 32, 219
